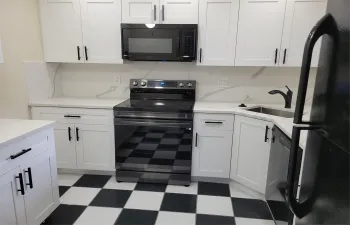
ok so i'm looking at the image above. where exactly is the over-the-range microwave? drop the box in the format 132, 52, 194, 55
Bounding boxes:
121, 24, 197, 62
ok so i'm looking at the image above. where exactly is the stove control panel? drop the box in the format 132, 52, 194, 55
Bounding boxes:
130, 79, 196, 89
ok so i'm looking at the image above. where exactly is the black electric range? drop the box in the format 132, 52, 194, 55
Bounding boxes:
113, 79, 196, 185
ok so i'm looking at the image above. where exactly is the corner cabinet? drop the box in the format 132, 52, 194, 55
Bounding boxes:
197, 0, 239, 66
192, 113, 234, 179
230, 115, 273, 194
0, 128, 59, 225
39, 0, 122, 64
122, 0, 199, 24
31, 107, 115, 171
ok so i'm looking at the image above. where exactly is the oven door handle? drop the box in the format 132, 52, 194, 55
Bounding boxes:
114, 118, 192, 128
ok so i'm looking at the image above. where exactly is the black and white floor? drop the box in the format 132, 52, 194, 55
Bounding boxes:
46, 174, 276, 225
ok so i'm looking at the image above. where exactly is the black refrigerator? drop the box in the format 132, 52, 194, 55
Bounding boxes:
287, 0, 349, 224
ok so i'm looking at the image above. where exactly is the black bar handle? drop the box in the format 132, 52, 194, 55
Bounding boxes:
294, 14, 339, 124
287, 126, 320, 218
154, 5, 157, 21
77, 46, 81, 60
283, 49, 287, 64
64, 115, 81, 118
10, 148, 32, 160
68, 127, 72, 141
199, 48, 202, 63
24, 168, 33, 189
274, 48, 278, 64
85, 46, 88, 61
76, 127, 80, 141
162, 5, 165, 21
205, 121, 223, 124
264, 126, 269, 142
16, 173, 25, 195
195, 133, 198, 147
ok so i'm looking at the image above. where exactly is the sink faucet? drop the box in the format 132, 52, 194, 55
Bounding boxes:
268, 86, 293, 109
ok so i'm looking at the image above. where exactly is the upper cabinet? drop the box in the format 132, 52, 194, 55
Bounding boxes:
235, 0, 287, 67
280, 0, 327, 67
122, 0, 199, 24
39, 0, 122, 64
197, 0, 239, 66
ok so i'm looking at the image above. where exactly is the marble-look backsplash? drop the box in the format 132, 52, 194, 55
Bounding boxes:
53, 62, 316, 104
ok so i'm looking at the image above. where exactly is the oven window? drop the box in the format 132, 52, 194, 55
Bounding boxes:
115, 125, 192, 173
129, 38, 173, 54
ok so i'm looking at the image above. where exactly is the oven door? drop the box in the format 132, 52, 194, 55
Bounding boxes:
114, 117, 193, 175
122, 25, 181, 61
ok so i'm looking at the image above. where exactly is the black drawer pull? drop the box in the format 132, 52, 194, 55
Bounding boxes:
68, 127, 72, 141
77, 46, 81, 60
76, 127, 80, 141
85, 46, 88, 61
64, 115, 81, 118
274, 48, 278, 64
283, 49, 287, 64
16, 173, 25, 195
205, 121, 223, 124
25, 168, 33, 189
265, 126, 270, 142
195, 133, 198, 147
10, 148, 32, 160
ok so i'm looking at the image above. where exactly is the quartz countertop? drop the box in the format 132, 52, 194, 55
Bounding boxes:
0, 119, 55, 149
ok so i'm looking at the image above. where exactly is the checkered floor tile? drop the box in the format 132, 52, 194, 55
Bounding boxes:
45, 174, 275, 225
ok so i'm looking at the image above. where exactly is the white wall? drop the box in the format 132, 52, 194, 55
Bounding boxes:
0, 0, 43, 119
56, 62, 316, 105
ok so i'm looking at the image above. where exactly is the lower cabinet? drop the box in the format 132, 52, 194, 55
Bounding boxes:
192, 113, 234, 179
54, 123, 77, 169
230, 115, 273, 194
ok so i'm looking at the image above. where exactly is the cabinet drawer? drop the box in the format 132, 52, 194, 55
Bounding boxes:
0, 130, 50, 173
195, 113, 234, 131
31, 107, 112, 125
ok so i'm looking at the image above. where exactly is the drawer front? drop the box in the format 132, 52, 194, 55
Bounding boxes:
31, 107, 112, 125
195, 113, 234, 131
0, 130, 50, 174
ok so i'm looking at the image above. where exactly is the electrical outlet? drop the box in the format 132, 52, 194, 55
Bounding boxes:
115, 75, 121, 84
217, 79, 228, 88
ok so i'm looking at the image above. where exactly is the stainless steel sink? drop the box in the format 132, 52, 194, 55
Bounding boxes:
245, 107, 295, 118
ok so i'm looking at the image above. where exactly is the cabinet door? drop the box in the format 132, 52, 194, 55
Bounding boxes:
0, 167, 27, 225
160, 0, 199, 24
122, 0, 159, 24
192, 130, 233, 178
75, 125, 115, 171
235, 0, 287, 66
280, 0, 327, 67
80, 0, 123, 64
198, 0, 239, 66
54, 123, 77, 169
38, 0, 83, 63
22, 136, 60, 225
231, 116, 273, 194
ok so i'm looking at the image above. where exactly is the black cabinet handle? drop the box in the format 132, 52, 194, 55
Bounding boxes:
195, 133, 198, 147
24, 168, 33, 189
77, 46, 81, 60
199, 48, 202, 63
76, 127, 80, 141
85, 46, 88, 61
9, 148, 32, 160
283, 49, 287, 64
265, 126, 270, 142
162, 5, 165, 21
64, 115, 81, 118
205, 121, 223, 124
274, 48, 278, 64
16, 173, 25, 195
154, 5, 157, 21
68, 127, 72, 141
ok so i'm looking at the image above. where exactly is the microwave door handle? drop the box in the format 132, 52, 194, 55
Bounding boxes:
294, 14, 339, 124
287, 126, 321, 218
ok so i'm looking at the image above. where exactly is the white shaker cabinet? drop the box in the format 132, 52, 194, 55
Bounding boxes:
280, 0, 327, 67
235, 0, 287, 66
54, 123, 77, 169
160, 0, 199, 24
231, 115, 273, 194
192, 113, 234, 178
197, 0, 239, 66
122, 0, 161, 23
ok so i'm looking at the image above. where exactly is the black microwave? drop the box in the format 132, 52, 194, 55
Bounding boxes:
121, 24, 197, 62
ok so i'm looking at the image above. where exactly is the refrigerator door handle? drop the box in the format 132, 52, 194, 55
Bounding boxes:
287, 126, 321, 218
294, 14, 339, 124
